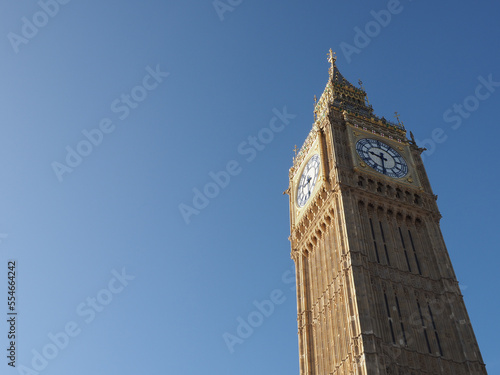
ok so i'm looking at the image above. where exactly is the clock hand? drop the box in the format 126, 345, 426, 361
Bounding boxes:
369, 150, 388, 173
304, 176, 314, 196
379, 152, 387, 174
301, 176, 311, 188
378, 152, 388, 162
369, 150, 388, 162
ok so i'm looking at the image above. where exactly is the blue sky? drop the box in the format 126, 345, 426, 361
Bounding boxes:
0, 0, 499, 374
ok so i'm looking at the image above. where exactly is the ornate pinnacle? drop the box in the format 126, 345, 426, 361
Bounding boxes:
328, 49, 337, 65
314, 95, 318, 121
328, 49, 337, 77
358, 79, 370, 105
410, 131, 416, 144
293, 145, 298, 157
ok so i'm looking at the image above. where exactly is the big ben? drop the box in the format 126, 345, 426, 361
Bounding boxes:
286, 50, 487, 375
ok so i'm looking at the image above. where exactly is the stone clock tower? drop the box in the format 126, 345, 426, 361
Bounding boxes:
286, 50, 487, 375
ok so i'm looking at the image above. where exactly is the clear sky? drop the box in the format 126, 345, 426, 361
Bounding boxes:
0, 0, 499, 374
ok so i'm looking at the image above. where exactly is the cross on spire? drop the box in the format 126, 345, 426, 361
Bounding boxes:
394, 111, 402, 124
328, 49, 337, 67
293, 145, 298, 157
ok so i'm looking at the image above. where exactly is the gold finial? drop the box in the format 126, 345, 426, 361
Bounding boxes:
394, 111, 402, 124
327, 49, 337, 78
314, 95, 317, 106
293, 145, 298, 157
327, 49, 336, 67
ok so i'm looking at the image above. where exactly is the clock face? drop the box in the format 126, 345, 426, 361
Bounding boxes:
297, 154, 320, 208
356, 138, 408, 178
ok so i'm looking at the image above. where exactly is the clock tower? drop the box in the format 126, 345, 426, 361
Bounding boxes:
286, 50, 487, 375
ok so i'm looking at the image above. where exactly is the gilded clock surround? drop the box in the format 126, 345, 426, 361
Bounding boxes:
292, 133, 327, 221
286, 50, 487, 375
347, 124, 421, 188
297, 154, 321, 208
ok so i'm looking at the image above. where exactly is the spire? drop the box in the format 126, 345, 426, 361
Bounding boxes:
327, 48, 357, 89
320, 49, 370, 115
314, 49, 405, 133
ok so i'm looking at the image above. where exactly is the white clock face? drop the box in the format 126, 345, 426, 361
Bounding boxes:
297, 154, 320, 208
356, 138, 408, 178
